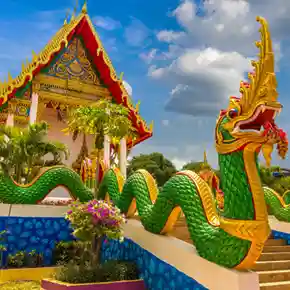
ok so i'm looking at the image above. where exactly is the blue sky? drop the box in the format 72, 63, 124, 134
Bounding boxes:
1, 0, 290, 169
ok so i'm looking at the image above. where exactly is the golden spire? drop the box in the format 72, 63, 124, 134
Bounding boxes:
119, 72, 124, 81
7, 72, 13, 84
73, 0, 78, 17
135, 100, 140, 113
81, 0, 88, 14
64, 9, 69, 25
203, 150, 208, 165
149, 120, 154, 132
32, 50, 37, 61
21, 61, 26, 72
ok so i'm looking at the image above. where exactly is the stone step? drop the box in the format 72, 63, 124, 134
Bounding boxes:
263, 246, 290, 253
265, 240, 286, 246
253, 260, 290, 271
258, 269, 290, 283
260, 280, 290, 290
259, 253, 290, 261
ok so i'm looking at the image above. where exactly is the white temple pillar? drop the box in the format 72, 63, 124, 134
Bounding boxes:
119, 138, 127, 179
29, 92, 39, 125
6, 113, 14, 127
103, 135, 111, 169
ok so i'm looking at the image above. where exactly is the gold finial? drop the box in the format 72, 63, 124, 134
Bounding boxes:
64, 9, 70, 25
149, 120, 154, 132
73, 0, 78, 16
81, 0, 87, 14
135, 100, 140, 113
32, 50, 37, 61
119, 72, 124, 81
7, 72, 13, 84
21, 62, 26, 72
70, 12, 75, 22
203, 150, 208, 165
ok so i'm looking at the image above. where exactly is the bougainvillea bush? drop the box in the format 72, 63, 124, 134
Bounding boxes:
52, 200, 137, 284
65, 199, 126, 264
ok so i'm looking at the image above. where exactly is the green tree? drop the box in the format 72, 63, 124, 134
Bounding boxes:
127, 152, 177, 187
65, 99, 136, 194
0, 122, 69, 183
182, 161, 212, 172
259, 165, 290, 195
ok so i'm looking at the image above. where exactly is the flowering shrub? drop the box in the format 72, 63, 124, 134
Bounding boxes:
65, 200, 126, 242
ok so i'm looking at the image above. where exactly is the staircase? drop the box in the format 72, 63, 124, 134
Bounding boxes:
253, 237, 290, 289
169, 217, 290, 289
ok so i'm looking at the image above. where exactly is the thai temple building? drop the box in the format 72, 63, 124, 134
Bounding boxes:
0, 2, 153, 186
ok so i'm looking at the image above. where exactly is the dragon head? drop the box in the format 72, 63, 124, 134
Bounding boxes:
215, 17, 288, 166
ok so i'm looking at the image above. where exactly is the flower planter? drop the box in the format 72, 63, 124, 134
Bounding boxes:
41, 278, 146, 290
0, 267, 59, 283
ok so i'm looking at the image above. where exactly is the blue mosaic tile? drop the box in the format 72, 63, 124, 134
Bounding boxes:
102, 238, 208, 290
0, 216, 75, 265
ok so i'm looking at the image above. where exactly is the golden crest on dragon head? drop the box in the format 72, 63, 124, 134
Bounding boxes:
215, 17, 288, 165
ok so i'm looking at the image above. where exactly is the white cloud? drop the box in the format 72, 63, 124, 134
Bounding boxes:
161, 119, 169, 126
122, 80, 133, 96
124, 18, 151, 47
93, 16, 121, 31
156, 30, 186, 43
150, 47, 251, 115
139, 49, 158, 64
145, 0, 290, 117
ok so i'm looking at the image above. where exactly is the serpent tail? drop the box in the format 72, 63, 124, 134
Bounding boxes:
99, 168, 254, 269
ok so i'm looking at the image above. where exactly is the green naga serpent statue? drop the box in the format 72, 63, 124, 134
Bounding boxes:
0, 17, 288, 271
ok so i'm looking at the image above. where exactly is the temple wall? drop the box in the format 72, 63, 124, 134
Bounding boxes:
40, 107, 95, 167
38, 107, 95, 197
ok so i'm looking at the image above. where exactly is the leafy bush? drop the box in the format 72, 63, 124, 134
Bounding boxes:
52, 241, 90, 265
53, 260, 139, 284
7, 251, 25, 268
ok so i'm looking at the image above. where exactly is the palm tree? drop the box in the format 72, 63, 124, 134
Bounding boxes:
64, 99, 136, 196
0, 122, 69, 183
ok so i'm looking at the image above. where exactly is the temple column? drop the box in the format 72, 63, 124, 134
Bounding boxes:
103, 135, 111, 169
6, 113, 14, 127
29, 92, 39, 125
119, 138, 127, 179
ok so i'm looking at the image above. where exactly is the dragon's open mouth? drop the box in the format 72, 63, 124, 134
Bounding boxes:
233, 105, 282, 136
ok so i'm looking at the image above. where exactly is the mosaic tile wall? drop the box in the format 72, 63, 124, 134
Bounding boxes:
0, 215, 208, 289
0, 216, 75, 265
102, 238, 207, 290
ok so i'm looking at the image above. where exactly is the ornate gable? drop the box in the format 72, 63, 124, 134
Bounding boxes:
44, 37, 101, 86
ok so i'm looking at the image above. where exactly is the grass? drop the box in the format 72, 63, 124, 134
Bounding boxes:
0, 281, 40, 289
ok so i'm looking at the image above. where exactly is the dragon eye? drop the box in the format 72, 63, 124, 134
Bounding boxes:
228, 108, 239, 119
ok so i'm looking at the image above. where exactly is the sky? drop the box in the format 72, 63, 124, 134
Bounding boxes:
1, 0, 290, 170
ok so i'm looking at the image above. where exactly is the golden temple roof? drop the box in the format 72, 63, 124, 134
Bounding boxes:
0, 2, 153, 147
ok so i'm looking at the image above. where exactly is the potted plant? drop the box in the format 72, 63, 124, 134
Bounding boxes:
42, 200, 145, 289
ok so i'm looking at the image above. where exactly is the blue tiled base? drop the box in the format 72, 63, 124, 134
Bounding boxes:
102, 238, 207, 290
0, 216, 75, 265
272, 230, 290, 245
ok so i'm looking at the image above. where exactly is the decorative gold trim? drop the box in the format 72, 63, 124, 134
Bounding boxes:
233, 142, 270, 269
38, 91, 98, 109
34, 75, 111, 98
